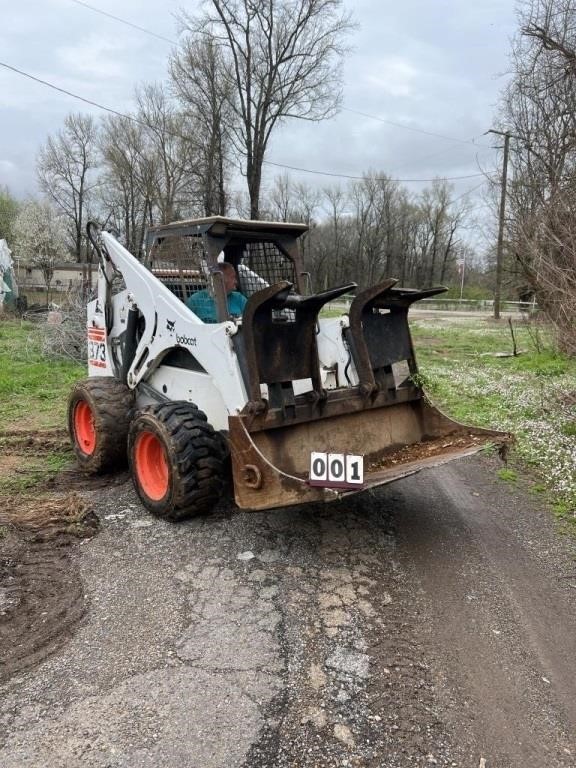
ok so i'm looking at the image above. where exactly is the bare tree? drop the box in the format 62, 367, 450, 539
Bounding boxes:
302, 174, 471, 292
518, 192, 576, 354
499, 0, 576, 350
306, 184, 352, 289
266, 174, 319, 220
170, 36, 235, 216
292, 181, 321, 266
99, 115, 157, 256
180, 0, 354, 218
136, 83, 198, 223
268, 173, 293, 221
419, 179, 467, 285
37, 113, 98, 261
348, 173, 405, 288
264, 174, 320, 272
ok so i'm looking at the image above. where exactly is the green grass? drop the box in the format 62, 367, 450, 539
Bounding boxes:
553, 500, 574, 528
0, 450, 72, 495
530, 483, 547, 494
412, 318, 545, 362
411, 316, 576, 534
497, 468, 518, 482
0, 319, 83, 494
0, 320, 84, 430
561, 422, 576, 437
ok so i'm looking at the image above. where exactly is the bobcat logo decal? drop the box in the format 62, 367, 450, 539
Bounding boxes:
166, 319, 175, 333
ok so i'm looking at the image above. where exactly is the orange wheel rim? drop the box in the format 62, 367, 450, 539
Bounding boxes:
135, 431, 169, 501
74, 400, 96, 455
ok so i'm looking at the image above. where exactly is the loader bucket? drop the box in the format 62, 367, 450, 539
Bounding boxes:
229, 278, 511, 512
229, 401, 510, 511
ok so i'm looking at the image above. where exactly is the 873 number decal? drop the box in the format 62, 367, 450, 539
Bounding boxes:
309, 451, 364, 489
88, 327, 107, 369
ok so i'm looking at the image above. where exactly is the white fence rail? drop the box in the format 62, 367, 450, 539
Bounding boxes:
327, 296, 538, 315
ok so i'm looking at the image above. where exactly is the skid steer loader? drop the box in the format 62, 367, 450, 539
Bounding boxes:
68, 217, 509, 520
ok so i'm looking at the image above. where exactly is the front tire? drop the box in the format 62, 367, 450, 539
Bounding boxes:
68, 377, 134, 474
128, 402, 225, 521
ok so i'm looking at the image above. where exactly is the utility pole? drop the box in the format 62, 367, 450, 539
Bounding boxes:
457, 256, 466, 300
486, 129, 511, 320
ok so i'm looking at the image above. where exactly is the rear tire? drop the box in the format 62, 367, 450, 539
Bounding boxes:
128, 402, 225, 521
68, 377, 134, 474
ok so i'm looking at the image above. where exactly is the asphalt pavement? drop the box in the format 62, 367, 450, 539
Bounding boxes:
1, 454, 575, 768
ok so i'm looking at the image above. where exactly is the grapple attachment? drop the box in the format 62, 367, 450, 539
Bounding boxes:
230, 280, 511, 511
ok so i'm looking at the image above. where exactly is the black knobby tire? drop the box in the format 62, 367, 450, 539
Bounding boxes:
128, 402, 225, 522
68, 377, 134, 474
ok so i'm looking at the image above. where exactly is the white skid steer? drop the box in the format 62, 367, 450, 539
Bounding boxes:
68, 217, 509, 521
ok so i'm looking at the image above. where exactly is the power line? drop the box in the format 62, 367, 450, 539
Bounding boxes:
0, 60, 487, 185
340, 108, 492, 149
69, 0, 494, 151
262, 159, 484, 182
388, 140, 492, 176
452, 181, 487, 204
0, 61, 150, 127
70, 0, 178, 45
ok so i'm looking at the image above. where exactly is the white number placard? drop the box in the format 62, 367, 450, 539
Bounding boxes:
88, 327, 107, 369
345, 454, 364, 485
309, 452, 364, 489
328, 453, 345, 482
310, 452, 328, 482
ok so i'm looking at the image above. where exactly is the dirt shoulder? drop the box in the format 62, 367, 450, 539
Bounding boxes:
0, 489, 99, 682
0, 456, 575, 767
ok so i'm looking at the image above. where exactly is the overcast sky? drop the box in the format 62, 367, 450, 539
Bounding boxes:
0, 0, 518, 215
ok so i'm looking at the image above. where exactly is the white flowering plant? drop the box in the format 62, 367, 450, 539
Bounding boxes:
13, 200, 71, 301
411, 317, 576, 531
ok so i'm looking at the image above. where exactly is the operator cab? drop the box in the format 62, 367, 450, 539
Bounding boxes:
144, 216, 355, 416
145, 216, 308, 324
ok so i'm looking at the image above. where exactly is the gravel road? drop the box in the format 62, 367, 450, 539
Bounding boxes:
1, 454, 575, 768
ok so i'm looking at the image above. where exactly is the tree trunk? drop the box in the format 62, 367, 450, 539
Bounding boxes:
249, 166, 261, 219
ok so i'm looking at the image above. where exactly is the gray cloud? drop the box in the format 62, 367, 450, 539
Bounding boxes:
0, 0, 517, 205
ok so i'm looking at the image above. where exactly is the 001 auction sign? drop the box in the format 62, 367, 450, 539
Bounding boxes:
87, 327, 107, 369
308, 451, 364, 489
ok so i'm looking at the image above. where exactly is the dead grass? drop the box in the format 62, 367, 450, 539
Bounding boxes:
0, 428, 70, 454
0, 492, 99, 539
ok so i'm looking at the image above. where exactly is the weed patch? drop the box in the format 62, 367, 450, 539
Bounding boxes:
530, 483, 547, 494
497, 468, 518, 482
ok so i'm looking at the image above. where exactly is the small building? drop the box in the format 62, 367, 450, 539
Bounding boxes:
15, 260, 96, 295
